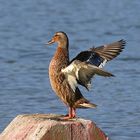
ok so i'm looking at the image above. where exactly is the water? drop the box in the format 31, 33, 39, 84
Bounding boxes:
0, 0, 140, 139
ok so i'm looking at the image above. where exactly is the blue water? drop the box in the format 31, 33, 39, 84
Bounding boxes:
0, 0, 140, 139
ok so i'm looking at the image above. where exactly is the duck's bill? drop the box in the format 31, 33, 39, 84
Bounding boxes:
46, 39, 55, 45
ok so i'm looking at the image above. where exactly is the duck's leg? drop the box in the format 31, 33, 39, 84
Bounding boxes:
71, 107, 76, 118
63, 107, 76, 119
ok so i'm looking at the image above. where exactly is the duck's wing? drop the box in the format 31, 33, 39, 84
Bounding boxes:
62, 60, 114, 91
67, 39, 126, 90
70, 51, 104, 67
70, 39, 126, 68
91, 39, 126, 61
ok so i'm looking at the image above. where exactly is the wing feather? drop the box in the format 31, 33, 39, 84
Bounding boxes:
91, 40, 126, 61
62, 40, 126, 91
62, 60, 113, 90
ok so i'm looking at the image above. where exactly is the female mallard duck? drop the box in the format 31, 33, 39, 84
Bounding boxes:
47, 31, 125, 119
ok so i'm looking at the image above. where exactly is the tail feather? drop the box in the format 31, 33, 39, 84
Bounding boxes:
79, 102, 97, 108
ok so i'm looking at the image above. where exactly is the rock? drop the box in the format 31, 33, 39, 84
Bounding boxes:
0, 114, 109, 140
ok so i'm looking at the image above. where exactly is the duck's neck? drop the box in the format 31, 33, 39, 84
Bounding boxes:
55, 46, 69, 62
56, 39, 69, 64
58, 40, 69, 49
50, 43, 69, 72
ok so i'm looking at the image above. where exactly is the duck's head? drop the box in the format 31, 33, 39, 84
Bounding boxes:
47, 31, 69, 47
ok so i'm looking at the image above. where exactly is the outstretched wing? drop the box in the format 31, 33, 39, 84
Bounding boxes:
62, 60, 114, 91
67, 39, 126, 90
91, 39, 126, 61
70, 39, 126, 67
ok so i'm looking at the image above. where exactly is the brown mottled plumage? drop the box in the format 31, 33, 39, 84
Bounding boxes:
47, 31, 125, 119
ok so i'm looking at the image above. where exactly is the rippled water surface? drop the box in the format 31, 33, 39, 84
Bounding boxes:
0, 0, 140, 139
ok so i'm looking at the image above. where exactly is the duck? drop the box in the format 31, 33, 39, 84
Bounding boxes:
47, 31, 125, 119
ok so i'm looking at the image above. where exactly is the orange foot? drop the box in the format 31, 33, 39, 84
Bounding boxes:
62, 107, 76, 120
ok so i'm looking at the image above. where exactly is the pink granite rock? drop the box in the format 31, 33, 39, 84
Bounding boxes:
0, 114, 109, 140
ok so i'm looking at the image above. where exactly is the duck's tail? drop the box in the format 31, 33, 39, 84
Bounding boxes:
79, 102, 97, 108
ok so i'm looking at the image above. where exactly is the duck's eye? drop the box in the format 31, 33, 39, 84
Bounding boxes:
54, 34, 59, 37
54, 34, 60, 39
